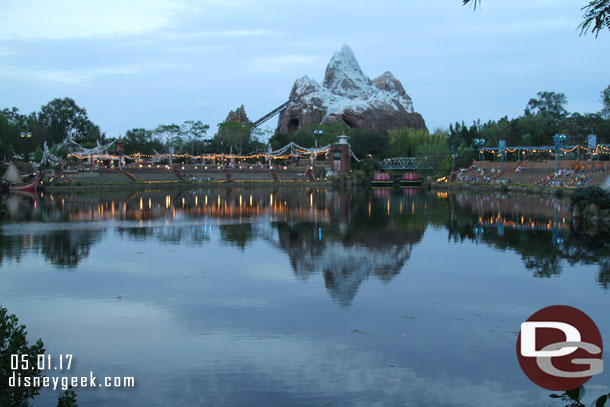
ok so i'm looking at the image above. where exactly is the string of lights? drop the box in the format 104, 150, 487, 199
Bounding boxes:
69, 144, 332, 162
480, 144, 609, 155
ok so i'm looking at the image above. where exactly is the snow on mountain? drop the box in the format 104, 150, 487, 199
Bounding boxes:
277, 44, 425, 134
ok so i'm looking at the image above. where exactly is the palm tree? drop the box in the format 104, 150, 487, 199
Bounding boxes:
462, 0, 610, 37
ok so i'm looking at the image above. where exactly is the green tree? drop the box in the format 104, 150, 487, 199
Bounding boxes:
57, 388, 78, 407
525, 91, 568, 120
514, 112, 557, 145
180, 120, 209, 140
32, 146, 43, 163
123, 128, 164, 155
153, 124, 181, 148
215, 121, 254, 155
601, 84, 610, 119
389, 128, 431, 157
559, 112, 608, 144
180, 120, 210, 155
1, 108, 27, 127
349, 129, 390, 159
0, 306, 45, 407
38, 98, 101, 144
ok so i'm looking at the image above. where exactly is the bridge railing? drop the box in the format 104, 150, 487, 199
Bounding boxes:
379, 157, 433, 171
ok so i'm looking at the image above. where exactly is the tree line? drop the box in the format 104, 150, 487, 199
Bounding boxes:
0, 98, 103, 162
0, 97, 272, 162
271, 86, 610, 175
1, 86, 609, 172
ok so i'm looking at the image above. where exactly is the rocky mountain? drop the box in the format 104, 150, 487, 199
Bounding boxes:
224, 105, 249, 123
276, 44, 426, 134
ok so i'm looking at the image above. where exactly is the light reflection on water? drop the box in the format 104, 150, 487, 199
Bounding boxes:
0, 187, 608, 406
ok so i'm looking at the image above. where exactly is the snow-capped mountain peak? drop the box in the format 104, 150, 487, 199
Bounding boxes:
323, 44, 372, 97
277, 44, 426, 134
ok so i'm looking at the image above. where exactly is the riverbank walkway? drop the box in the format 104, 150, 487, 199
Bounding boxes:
46, 163, 324, 186
451, 160, 609, 189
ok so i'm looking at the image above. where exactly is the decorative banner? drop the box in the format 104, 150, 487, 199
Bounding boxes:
588, 134, 597, 150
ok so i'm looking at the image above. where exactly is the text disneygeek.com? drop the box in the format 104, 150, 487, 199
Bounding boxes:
9, 354, 135, 391
9, 372, 135, 391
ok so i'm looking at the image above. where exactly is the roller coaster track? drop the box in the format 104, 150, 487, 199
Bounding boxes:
252, 102, 289, 128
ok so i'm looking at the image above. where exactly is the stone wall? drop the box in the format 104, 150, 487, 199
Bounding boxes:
63, 169, 132, 183
180, 167, 308, 182
126, 168, 180, 182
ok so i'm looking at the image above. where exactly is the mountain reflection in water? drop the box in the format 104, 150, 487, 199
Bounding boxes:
2, 187, 610, 407
1, 188, 608, 300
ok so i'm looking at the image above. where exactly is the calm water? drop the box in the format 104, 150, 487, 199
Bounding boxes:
0, 187, 608, 406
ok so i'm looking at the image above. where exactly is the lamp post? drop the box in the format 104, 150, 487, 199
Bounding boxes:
553, 133, 566, 173
474, 138, 485, 162
313, 129, 323, 148
116, 137, 124, 170
588, 129, 597, 171
20, 132, 32, 161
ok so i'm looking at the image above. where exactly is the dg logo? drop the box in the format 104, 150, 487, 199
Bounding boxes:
517, 305, 604, 391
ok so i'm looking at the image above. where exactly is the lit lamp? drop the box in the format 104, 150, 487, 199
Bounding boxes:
20, 132, 32, 160
313, 129, 323, 148
474, 138, 485, 162
553, 133, 566, 173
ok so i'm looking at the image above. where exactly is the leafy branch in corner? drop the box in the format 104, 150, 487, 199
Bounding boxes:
549, 386, 610, 407
579, 0, 610, 37
462, 0, 610, 37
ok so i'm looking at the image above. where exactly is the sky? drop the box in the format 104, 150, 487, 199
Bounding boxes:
1, 0, 609, 140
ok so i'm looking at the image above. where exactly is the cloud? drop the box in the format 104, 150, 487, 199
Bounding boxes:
464, 17, 577, 34
0, 47, 15, 57
246, 54, 320, 74
0, 0, 203, 40
0, 64, 146, 84
161, 29, 272, 40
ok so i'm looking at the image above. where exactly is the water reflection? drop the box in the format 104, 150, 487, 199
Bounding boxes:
1, 187, 610, 407
270, 220, 423, 306
1, 188, 609, 293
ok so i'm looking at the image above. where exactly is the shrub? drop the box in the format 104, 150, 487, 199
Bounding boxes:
571, 187, 610, 210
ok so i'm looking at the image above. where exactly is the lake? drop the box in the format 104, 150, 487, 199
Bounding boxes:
0, 187, 608, 406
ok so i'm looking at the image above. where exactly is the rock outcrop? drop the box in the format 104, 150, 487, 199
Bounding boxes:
571, 187, 610, 236
276, 44, 427, 134
224, 105, 249, 123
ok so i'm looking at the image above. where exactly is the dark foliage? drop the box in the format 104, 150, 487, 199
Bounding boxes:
571, 186, 610, 210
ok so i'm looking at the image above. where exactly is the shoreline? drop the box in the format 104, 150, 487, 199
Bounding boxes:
41, 180, 333, 192
426, 181, 576, 196
40, 178, 582, 196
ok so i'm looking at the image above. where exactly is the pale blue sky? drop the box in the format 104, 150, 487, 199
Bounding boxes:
1, 0, 609, 138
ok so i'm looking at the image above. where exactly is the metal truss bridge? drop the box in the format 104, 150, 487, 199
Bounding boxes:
379, 157, 433, 171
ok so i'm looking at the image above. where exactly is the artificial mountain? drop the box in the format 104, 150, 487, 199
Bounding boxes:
276, 44, 427, 135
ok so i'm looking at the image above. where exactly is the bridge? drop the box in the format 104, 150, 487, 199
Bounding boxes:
252, 102, 289, 128
379, 157, 433, 171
